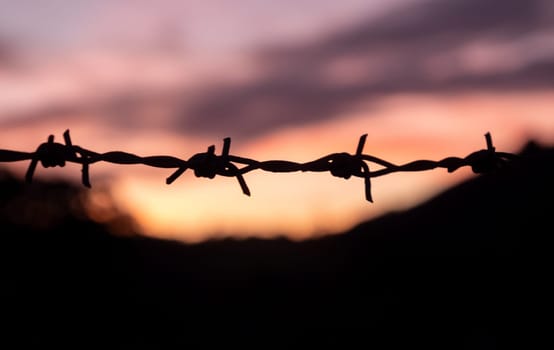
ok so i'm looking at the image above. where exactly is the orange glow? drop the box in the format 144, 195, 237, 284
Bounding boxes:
3, 91, 544, 243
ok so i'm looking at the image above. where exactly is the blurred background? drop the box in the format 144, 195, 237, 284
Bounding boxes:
1, 0, 553, 242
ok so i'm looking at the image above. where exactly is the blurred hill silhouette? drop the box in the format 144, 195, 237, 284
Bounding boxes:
1, 141, 552, 347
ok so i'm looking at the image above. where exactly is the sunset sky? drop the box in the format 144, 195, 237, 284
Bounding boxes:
1, 0, 553, 242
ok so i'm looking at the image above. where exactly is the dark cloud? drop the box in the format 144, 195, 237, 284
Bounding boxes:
177, 0, 554, 139
0, 38, 18, 68
0, 89, 180, 132
3, 0, 553, 140
266, 0, 551, 60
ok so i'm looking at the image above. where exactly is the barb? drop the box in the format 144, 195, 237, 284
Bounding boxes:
299, 134, 374, 202
0, 130, 519, 202
21, 130, 92, 187
165, 137, 255, 196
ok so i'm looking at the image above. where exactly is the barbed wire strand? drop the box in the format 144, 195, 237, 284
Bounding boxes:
0, 130, 519, 203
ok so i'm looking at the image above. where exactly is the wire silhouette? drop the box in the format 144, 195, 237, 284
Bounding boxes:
0, 130, 518, 202
367, 132, 519, 178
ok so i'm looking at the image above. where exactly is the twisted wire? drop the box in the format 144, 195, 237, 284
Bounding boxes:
0, 130, 518, 202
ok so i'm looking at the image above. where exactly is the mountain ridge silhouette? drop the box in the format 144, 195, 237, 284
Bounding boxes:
1, 140, 551, 347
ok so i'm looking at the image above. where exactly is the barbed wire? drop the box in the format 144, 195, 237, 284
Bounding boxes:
0, 130, 519, 202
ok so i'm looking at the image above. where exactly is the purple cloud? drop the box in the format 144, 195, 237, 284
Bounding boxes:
176, 0, 554, 138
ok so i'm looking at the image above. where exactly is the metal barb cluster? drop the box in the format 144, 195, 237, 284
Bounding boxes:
0, 130, 519, 203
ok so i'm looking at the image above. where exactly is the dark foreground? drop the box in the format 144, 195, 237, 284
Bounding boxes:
1, 142, 551, 347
